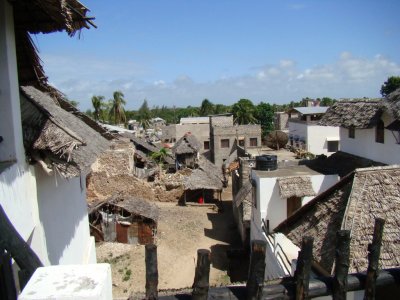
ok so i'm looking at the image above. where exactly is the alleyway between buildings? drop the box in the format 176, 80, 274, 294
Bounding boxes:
96, 183, 247, 299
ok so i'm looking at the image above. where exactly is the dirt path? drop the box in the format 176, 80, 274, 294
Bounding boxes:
97, 187, 243, 299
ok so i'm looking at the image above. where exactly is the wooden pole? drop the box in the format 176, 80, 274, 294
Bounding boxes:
192, 249, 211, 300
0, 246, 17, 300
295, 236, 313, 300
364, 218, 385, 300
145, 244, 158, 300
246, 240, 266, 300
333, 230, 351, 300
0, 204, 43, 286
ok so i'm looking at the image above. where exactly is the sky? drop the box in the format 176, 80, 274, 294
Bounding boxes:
34, 0, 400, 111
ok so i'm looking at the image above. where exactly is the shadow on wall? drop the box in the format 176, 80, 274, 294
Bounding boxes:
36, 166, 89, 265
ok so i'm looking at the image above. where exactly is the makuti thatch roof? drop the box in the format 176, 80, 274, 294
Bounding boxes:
13, 0, 95, 94
183, 168, 223, 191
20, 86, 109, 178
234, 181, 253, 222
183, 156, 224, 191
172, 133, 201, 155
275, 165, 400, 274
385, 88, 400, 121
121, 133, 175, 165
105, 195, 159, 222
318, 99, 384, 129
277, 176, 316, 198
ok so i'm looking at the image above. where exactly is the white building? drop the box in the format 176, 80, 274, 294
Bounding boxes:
1, 0, 112, 297
288, 107, 340, 156
319, 96, 400, 165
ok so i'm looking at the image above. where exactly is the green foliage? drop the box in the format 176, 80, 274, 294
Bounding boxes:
199, 99, 215, 116
231, 99, 257, 124
380, 76, 400, 96
137, 99, 152, 129
91, 95, 105, 121
109, 91, 127, 125
255, 102, 275, 138
150, 147, 168, 164
319, 97, 337, 106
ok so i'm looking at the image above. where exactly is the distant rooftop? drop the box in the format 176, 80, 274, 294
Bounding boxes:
290, 106, 328, 115
253, 164, 322, 178
180, 117, 210, 124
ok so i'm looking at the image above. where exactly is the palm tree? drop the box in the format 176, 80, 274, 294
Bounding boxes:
109, 91, 126, 125
231, 99, 257, 125
150, 147, 168, 164
138, 99, 152, 129
91, 95, 104, 121
199, 99, 214, 116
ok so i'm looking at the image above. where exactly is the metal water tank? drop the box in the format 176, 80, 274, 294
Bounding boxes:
255, 155, 277, 171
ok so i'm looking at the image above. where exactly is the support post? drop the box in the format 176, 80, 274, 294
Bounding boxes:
0, 204, 43, 285
364, 218, 385, 300
0, 247, 17, 300
246, 240, 266, 300
295, 236, 313, 300
192, 249, 211, 300
145, 244, 158, 300
333, 230, 351, 300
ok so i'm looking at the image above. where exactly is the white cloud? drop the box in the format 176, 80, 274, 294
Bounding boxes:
43, 52, 400, 110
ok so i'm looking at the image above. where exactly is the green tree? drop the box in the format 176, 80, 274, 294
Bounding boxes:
214, 104, 229, 114
231, 99, 256, 125
109, 91, 127, 125
380, 76, 400, 96
91, 95, 105, 121
150, 147, 168, 164
138, 99, 152, 129
255, 102, 274, 138
320, 97, 336, 106
199, 99, 214, 116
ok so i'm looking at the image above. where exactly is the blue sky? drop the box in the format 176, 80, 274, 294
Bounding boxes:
34, 0, 400, 110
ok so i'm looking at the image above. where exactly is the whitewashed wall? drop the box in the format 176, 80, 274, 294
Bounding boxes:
35, 167, 96, 265
251, 173, 339, 239
339, 113, 400, 164
307, 125, 340, 156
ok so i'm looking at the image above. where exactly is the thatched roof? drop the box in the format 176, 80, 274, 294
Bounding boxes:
234, 181, 252, 222
385, 88, 400, 121
183, 157, 224, 191
13, 0, 95, 36
183, 168, 223, 191
318, 99, 384, 129
277, 176, 316, 198
121, 133, 175, 165
13, 0, 95, 93
20, 86, 109, 178
172, 133, 201, 155
107, 195, 159, 222
275, 165, 400, 274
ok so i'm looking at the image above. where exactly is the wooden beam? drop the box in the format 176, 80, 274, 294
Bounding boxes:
145, 244, 158, 300
333, 230, 351, 300
246, 240, 266, 300
0, 204, 43, 285
364, 218, 385, 300
192, 249, 211, 300
294, 236, 313, 300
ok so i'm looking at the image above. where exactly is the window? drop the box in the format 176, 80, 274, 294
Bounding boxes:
238, 139, 245, 147
327, 140, 339, 152
287, 196, 302, 217
375, 120, 384, 144
348, 127, 355, 139
250, 138, 257, 147
221, 139, 230, 148
203, 141, 210, 150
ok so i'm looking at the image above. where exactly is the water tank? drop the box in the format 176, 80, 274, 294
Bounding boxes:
255, 155, 277, 171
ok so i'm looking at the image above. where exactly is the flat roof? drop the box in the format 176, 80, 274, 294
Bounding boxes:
290, 106, 328, 115
253, 164, 323, 178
